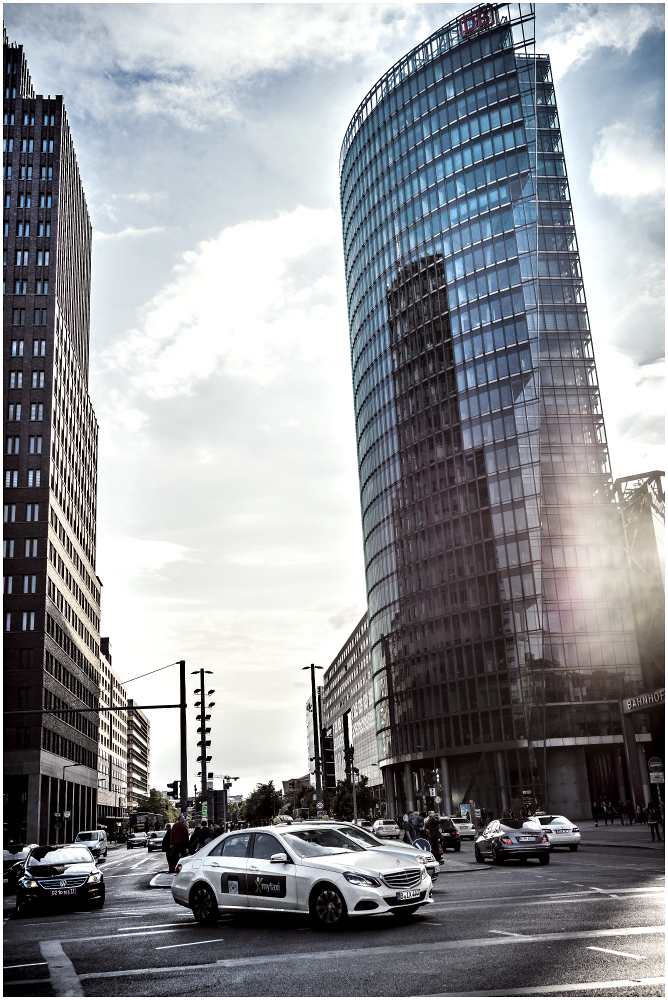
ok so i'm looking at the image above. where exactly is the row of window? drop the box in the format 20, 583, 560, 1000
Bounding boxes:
3, 164, 53, 181
7, 403, 44, 420
3, 503, 39, 522
45, 649, 98, 710
6, 221, 51, 236
4, 469, 41, 488
11, 253, 50, 270
3, 109, 56, 125
4, 192, 52, 208
10, 339, 46, 356
41, 727, 97, 769
3, 574, 37, 594
3, 137, 55, 152
4, 610, 36, 631
6, 434, 43, 452
6, 279, 50, 294
3, 538, 38, 558
9, 372, 45, 390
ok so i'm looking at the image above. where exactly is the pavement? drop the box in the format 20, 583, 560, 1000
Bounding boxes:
3, 837, 664, 997
576, 821, 665, 853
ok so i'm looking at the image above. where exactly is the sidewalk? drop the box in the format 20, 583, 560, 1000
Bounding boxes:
578, 819, 665, 853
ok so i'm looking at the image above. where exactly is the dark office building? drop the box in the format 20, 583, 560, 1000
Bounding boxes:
3, 31, 101, 841
339, 3, 653, 821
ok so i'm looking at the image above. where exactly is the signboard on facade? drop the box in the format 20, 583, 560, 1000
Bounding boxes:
459, 4, 496, 39
647, 757, 663, 772
621, 688, 665, 714
650, 773, 664, 784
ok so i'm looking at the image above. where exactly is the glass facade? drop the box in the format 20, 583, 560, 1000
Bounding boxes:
339, 3, 648, 819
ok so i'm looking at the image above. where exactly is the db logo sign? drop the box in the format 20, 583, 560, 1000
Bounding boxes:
459, 4, 496, 38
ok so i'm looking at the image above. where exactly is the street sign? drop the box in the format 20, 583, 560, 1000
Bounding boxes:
648, 757, 663, 772
316, 801, 324, 810
435, 796, 442, 804
63, 811, 71, 819
429, 787, 437, 797
201, 803, 208, 818
522, 789, 532, 796
650, 772, 664, 784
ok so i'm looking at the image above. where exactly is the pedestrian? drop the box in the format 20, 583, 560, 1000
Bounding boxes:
197, 820, 212, 848
424, 810, 443, 862
619, 801, 626, 826
162, 823, 173, 871
188, 824, 201, 854
601, 801, 608, 825
591, 801, 599, 827
637, 803, 646, 825
402, 813, 414, 844
647, 803, 662, 842
169, 814, 190, 871
411, 811, 422, 838
607, 801, 615, 824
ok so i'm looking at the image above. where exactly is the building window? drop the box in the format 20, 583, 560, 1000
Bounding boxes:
30, 403, 44, 421
14, 279, 27, 294
27, 469, 41, 487
4, 576, 12, 594
22, 611, 35, 631
33, 340, 46, 357
25, 539, 37, 557
39, 194, 51, 208
34, 308, 47, 325
15, 251, 28, 266
26, 503, 39, 522
37, 222, 51, 237
8, 404, 21, 421
36, 251, 49, 267
31, 372, 44, 389
29, 435, 42, 453
23, 575, 37, 595
35, 279, 49, 294
3, 540, 15, 558
4, 505, 17, 523
6, 436, 20, 453
12, 307, 25, 324
5, 613, 11, 632
16, 221, 29, 237
11, 340, 24, 357
5, 471, 18, 488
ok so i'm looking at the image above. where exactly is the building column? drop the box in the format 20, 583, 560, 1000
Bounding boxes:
495, 751, 510, 812
620, 708, 648, 809
637, 743, 651, 805
613, 748, 627, 802
439, 756, 453, 816
26, 772, 41, 844
382, 766, 396, 819
403, 761, 416, 812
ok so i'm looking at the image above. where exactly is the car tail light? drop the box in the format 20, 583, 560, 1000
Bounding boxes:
541, 835, 549, 843
572, 827, 579, 833
454, 830, 460, 836
174, 862, 182, 875
500, 837, 513, 845
543, 829, 553, 834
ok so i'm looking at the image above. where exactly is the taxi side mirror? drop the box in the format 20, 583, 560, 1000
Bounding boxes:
270, 853, 289, 864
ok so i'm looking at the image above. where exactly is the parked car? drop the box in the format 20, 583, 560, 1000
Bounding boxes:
438, 817, 461, 852
372, 819, 402, 839
325, 822, 440, 880
450, 817, 476, 840
3, 844, 38, 894
147, 831, 167, 853
172, 824, 433, 928
533, 815, 581, 851
15, 844, 105, 915
359, 821, 374, 833
74, 830, 108, 860
126, 831, 148, 849
475, 819, 550, 865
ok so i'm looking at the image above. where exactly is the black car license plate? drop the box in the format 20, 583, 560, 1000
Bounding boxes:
49, 888, 77, 896
518, 836, 536, 842
397, 889, 420, 901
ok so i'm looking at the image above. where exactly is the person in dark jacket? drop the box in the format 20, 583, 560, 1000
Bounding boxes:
169, 814, 190, 871
424, 811, 443, 862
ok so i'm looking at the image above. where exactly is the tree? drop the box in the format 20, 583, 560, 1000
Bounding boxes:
244, 781, 280, 826
329, 775, 375, 820
135, 788, 178, 826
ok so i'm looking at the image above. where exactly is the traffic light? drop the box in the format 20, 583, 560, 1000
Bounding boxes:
166, 780, 179, 799
322, 729, 336, 790
344, 744, 355, 779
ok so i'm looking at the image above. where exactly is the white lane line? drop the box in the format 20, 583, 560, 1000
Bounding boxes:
427, 892, 664, 912
489, 930, 524, 937
420, 977, 666, 996
117, 921, 196, 932
131, 855, 156, 869
4, 961, 48, 969
39, 939, 83, 997
587, 945, 646, 960
62, 927, 186, 944
156, 938, 224, 951
76, 924, 665, 980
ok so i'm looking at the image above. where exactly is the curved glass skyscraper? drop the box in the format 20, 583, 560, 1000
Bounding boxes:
340, 3, 649, 819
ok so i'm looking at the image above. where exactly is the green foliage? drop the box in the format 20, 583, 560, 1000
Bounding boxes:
243, 781, 281, 826
329, 775, 375, 820
135, 788, 178, 825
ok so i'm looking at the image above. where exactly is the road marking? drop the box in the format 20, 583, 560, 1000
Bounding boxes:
587, 945, 646, 960
77, 925, 665, 981
156, 938, 224, 950
39, 939, 83, 997
489, 930, 524, 937
427, 891, 664, 912
62, 927, 186, 943
117, 921, 197, 931
3, 961, 48, 969
421, 977, 666, 996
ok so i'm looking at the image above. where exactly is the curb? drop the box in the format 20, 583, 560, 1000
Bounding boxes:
583, 839, 664, 852
149, 872, 175, 888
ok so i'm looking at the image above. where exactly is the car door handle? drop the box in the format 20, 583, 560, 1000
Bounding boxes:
210, 861, 221, 867
248, 864, 259, 871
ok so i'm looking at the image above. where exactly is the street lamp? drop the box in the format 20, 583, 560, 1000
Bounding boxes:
62, 763, 79, 844
302, 664, 324, 811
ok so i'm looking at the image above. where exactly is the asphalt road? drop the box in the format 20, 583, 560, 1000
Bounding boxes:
3, 839, 664, 997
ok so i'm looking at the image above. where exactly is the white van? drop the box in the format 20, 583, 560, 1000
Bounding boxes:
74, 829, 108, 859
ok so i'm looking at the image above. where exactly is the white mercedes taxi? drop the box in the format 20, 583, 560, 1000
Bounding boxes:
533, 814, 581, 851
171, 824, 433, 928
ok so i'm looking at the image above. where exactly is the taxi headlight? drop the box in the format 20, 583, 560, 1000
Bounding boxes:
343, 872, 381, 887
20, 877, 38, 889
415, 854, 433, 863
87, 873, 102, 884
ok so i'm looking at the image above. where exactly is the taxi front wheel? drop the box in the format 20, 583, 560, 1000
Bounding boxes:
310, 884, 347, 930
191, 884, 219, 926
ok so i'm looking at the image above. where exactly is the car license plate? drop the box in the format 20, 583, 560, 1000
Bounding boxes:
49, 888, 77, 896
518, 836, 536, 842
397, 889, 420, 901
556, 830, 569, 834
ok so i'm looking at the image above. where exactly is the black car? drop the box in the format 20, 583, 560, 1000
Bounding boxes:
438, 818, 461, 852
474, 819, 550, 865
3, 844, 38, 893
15, 844, 105, 916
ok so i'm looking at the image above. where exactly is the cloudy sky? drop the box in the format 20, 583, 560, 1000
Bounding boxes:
5, 3, 664, 797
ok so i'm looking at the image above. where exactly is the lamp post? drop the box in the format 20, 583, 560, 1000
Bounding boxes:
303, 664, 323, 810
62, 763, 78, 844
193, 670, 214, 823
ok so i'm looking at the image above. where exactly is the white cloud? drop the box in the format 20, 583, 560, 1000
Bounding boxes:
96, 536, 193, 578
104, 206, 345, 398
540, 3, 665, 80
590, 122, 665, 202
94, 225, 165, 241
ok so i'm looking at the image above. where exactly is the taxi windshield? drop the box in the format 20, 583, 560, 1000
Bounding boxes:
336, 826, 380, 847
282, 829, 365, 858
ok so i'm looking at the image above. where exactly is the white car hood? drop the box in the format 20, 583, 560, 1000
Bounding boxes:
300, 851, 422, 877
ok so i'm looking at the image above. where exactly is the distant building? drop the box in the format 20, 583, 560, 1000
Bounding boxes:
96, 638, 127, 831
3, 30, 102, 843
321, 615, 382, 794
126, 700, 150, 810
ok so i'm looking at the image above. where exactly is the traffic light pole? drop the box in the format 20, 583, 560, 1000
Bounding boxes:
179, 660, 188, 816
308, 664, 323, 807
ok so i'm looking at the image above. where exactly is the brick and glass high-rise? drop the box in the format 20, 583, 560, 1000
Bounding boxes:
4, 30, 101, 841
339, 3, 655, 820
